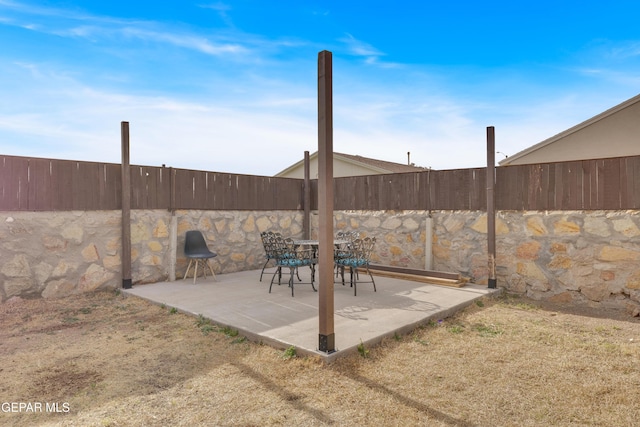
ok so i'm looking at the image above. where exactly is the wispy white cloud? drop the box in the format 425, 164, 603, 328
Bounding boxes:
198, 2, 234, 28
120, 27, 247, 55
199, 2, 232, 13
0, 61, 316, 174
340, 33, 383, 58
337, 33, 402, 69
1, 1, 249, 57
604, 40, 640, 59
0, 0, 118, 26
1, 50, 633, 174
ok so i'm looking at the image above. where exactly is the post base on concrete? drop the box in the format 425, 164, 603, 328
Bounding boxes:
318, 333, 336, 353
488, 278, 497, 289
122, 279, 132, 289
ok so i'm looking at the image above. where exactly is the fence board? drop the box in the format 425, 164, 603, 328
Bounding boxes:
604, 158, 622, 209
28, 158, 51, 210
172, 169, 194, 208
451, 170, 467, 209
223, 174, 236, 210
236, 175, 251, 209
561, 162, 575, 210
626, 157, 640, 209
1, 156, 29, 210
417, 171, 430, 211
50, 160, 69, 210
369, 175, 382, 210
104, 163, 122, 209
576, 161, 585, 209
497, 166, 519, 210
431, 170, 451, 209
583, 160, 597, 209
470, 168, 486, 210
526, 164, 541, 209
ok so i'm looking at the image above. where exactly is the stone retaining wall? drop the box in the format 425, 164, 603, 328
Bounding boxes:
317, 210, 640, 315
0, 210, 304, 302
2, 209, 639, 314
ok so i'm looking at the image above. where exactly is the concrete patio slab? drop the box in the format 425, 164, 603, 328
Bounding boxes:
123, 267, 499, 362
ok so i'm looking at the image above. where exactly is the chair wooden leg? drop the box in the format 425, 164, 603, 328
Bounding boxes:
193, 259, 198, 284
184, 259, 194, 280
205, 259, 216, 281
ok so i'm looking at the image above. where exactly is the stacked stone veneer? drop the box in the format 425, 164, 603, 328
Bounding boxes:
2, 209, 639, 314
317, 210, 640, 315
0, 210, 304, 302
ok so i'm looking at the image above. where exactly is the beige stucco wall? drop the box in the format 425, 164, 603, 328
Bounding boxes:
2, 209, 639, 315
504, 100, 640, 165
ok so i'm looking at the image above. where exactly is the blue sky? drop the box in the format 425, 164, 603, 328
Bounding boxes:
1, 1, 639, 175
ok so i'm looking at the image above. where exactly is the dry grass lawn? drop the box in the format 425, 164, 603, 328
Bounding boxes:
1, 289, 639, 426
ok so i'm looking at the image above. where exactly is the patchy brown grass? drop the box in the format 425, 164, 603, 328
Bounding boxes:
1, 290, 639, 426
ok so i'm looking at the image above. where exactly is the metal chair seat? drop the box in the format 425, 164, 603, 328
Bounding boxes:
259, 231, 281, 281
269, 237, 317, 297
336, 237, 376, 296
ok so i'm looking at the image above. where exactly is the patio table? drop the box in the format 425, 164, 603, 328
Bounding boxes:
292, 239, 349, 247
293, 239, 350, 282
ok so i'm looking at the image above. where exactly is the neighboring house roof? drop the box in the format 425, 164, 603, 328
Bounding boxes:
500, 93, 640, 166
333, 152, 427, 173
275, 151, 427, 178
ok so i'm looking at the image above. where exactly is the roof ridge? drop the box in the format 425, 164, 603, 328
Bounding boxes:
335, 152, 425, 171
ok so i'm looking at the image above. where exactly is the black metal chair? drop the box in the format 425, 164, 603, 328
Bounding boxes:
259, 231, 281, 281
269, 237, 317, 297
183, 230, 217, 284
335, 230, 360, 278
335, 237, 376, 296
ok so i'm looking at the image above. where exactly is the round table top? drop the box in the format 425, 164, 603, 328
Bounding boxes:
293, 239, 349, 246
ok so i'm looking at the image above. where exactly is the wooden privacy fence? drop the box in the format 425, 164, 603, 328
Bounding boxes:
330, 168, 487, 211
496, 157, 640, 210
1, 154, 639, 212
0, 155, 303, 211
330, 155, 640, 211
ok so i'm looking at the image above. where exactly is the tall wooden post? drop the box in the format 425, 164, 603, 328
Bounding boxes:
303, 150, 311, 240
317, 50, 335, 353
121, 122, 132, 289
167, 165, 177, 281
486, 126, 497, 289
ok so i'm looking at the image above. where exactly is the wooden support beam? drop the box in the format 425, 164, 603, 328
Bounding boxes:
121, 121, 132, 289
487, 126, 497, 289
303, 150, 310, 240
317, 50, 335, 353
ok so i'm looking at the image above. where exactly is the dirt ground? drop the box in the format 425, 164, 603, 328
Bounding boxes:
1, 289, 639, 426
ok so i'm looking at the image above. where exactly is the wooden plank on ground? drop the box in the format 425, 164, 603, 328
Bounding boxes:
366, 264, 467, 287
369, 264, 459, 280
367, 268, 466, 287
